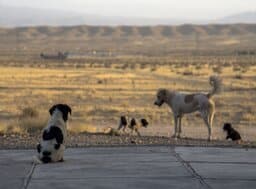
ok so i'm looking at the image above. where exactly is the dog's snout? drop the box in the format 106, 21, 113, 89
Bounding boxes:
43, 151, 51, 156
154, 101, 158, 105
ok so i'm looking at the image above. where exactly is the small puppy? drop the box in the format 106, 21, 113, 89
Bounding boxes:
129, 118, 149, 136
36, 104, 71, 163
118, 116, 149, 136
223, 123, 241, 142
117, 116, 128, 132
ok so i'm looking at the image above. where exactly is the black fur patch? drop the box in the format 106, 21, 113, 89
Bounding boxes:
54, 143, 61, 150
49, 104, 72, 122
223, 123, 241, 141
43, 151, 51, 156
37, 143, 41, 153
129, 118, 137, 129
118, 116, 128, 130
41, 156, 51, 163
43, 126, 64, 144
141, 118, 149, 127
120, 116, 127, 126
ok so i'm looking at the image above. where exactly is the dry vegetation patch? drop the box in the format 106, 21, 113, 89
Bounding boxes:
0, 55, 255, 143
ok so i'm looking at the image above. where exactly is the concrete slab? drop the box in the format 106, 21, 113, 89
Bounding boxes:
0, 146, 256, 189
28, 178, 203, 189
191, 163, 256, 180
32, 147, 190, 179
0, 150, 34, 189
176, 147, 256, 163
205, 179, 256, 189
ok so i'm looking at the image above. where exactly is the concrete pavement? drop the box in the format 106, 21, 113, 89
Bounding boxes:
1, 146, 256, 189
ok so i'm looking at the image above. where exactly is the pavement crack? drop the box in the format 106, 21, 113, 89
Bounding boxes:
172, 147, 212, 189
22, 162, 36, 189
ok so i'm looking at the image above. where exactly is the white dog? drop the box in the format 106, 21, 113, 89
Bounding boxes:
154, 76, 221, 141
35, 104, 71, 163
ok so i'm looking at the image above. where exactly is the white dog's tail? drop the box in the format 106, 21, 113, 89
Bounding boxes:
207, 76, 222, 98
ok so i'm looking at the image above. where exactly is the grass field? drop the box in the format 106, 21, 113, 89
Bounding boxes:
0, 56, 255, 141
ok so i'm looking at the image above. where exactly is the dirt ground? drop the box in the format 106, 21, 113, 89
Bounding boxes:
0, 131, 254, 150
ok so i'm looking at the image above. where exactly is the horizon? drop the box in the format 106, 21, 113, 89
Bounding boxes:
1, 0, 256, 21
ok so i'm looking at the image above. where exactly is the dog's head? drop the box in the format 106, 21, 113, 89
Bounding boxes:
140, 118, 149, 128
154, 89, 168, 107
118, 116, 128, 130
223, 123, 232, 132
129, 118, 137, 129
49, 104, 72, 122
120, 116, 127, 126
37, 126, 64, 163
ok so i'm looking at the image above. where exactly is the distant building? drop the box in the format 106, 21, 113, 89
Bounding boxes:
40, 52, 69, 60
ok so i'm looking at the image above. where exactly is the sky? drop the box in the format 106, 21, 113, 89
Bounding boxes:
1, 0, 256, 20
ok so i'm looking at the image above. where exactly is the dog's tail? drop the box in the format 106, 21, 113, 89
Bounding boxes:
207, 76, 222, 98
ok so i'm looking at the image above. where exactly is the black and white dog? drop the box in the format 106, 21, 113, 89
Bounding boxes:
35, 104, 71, 163
118, 116, 149, 136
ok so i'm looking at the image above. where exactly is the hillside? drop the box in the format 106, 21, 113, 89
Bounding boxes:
0, 24, 256, 56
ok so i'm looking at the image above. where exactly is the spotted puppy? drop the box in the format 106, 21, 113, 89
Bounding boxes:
117, 116, 128, 132
118, 116, 149, 136
129, 118, 149, 136
36, 104, 71, 163
223, 123, 241, 142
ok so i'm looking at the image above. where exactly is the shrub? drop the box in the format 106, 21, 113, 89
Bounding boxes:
18, 116, 48, 134
20, 107, 38, 118
18, 107, 47, 133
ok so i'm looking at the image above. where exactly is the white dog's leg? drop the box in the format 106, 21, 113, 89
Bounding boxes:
172, 116, 178, 139
201, 110, 212, 141
130, 129, 134, 136
177, 116, 182, 138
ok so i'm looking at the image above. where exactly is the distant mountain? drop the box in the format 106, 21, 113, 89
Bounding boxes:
0, 4, 189, 27
217, 11, 256, 24
0, 4, 255, 27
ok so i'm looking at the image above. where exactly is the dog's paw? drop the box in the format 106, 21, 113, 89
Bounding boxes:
171, 134, 178, 139
177, 134, 184, 139
32, 155, 42, 164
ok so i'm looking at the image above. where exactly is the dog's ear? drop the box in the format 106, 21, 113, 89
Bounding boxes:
120, 116, 127, 126
130, 118, 137, 127
141, 118, 149, 127
64, 104, 72, 115
161, 89, 168, 97
49, 105, 57, 115
59, 104, 72, 122
223, 123, 232, 131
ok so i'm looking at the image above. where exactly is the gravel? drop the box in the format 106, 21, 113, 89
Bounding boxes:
0, 133, 254, 149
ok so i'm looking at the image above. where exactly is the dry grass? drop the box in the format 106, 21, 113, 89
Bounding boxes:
0, 55, 255, 141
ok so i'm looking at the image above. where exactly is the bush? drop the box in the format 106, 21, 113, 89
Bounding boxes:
20, 107, 38, 118
18, 107, 47, 133
18, 116, 48, 133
